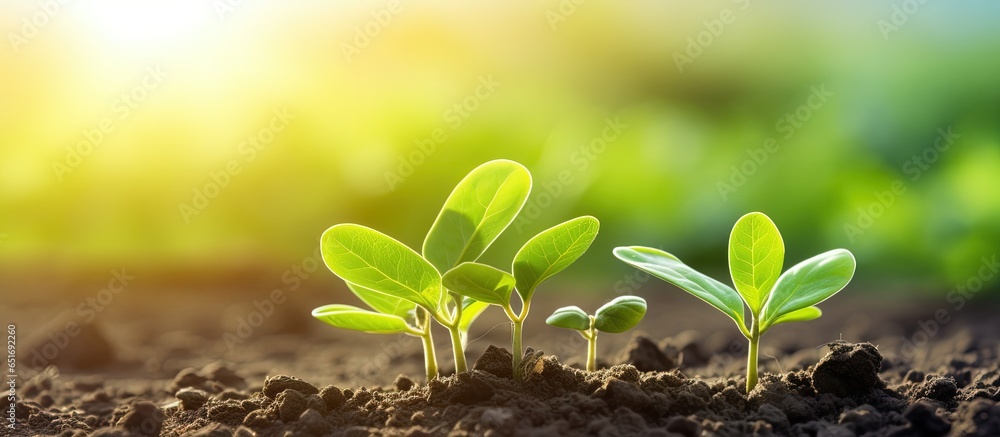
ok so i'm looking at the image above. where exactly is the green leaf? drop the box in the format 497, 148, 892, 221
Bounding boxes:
512, 216, 600, 303
312, 304, 415, 334
546, 306, 591, 331
762, 306, 822, 333
458, 298, 491, 347
594, 296, 647, 333
346, 282, 415, 319
321, 224, 441, 312
728, 212, 784, 316
761, 249, 856, 327
422, 160, 532, 273
442, 262, 516, 306
613, 246, 750, 337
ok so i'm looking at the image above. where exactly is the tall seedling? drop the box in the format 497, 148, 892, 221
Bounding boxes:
313, 160, 530, 381
422, 159, 532, 371
614, 212, 856, 392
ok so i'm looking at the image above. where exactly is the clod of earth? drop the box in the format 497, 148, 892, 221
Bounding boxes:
811, 340, 885, 397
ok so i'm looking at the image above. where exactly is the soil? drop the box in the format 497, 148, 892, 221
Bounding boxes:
4, 288, 1000, 436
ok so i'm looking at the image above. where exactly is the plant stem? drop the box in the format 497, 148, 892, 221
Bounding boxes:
509, 299, 531, 382
448, 293, 467, 373
417, 308, 438, 382
746, 320, 760, 393
447, 325, 467, 373
584, 315, 598, 372
421, 330, 438, 383
511, 319, 524, 381
586, 329, 597, 372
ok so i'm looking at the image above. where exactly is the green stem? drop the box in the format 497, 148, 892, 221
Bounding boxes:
509, 299, 531, 382
447, 325, 467, 373
746, 320, 760, 393
417, 308, 438, 382
448, 293, 467, 374
586, 329, 597, 372
512, 319, 524, 381
421, 330, 438, 383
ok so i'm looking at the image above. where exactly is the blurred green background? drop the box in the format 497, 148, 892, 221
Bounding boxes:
2, 1, 999, 297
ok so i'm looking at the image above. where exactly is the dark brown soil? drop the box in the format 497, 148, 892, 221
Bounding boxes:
5, 290, 1000, 436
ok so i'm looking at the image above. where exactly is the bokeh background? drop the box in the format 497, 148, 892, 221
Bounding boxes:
3, 0, 1000, 309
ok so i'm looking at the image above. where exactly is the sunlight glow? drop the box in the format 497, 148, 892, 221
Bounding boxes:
76, 0, 212, 51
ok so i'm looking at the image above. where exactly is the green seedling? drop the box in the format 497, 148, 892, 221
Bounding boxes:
613, 212, 856, 393
443, 216, 600, 381
546, 295, 647, 371
313, 159, 531, 381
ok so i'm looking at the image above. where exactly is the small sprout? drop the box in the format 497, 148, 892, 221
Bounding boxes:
614, 212, 856, 393
443, 216, 600, 381
546, 296, 647, 371
312, 160, 531, 381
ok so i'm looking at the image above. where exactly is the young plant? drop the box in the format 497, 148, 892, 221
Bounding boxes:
421, 159, 532, 370
442, 215, 600, 381
313, 160, 531, 381
613, 212, 856, 393
545, 295, 647, 371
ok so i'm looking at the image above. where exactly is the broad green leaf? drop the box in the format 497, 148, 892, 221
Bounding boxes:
546, 306, 591, 331
442, 262, 516, 306
422, 160, 532, 273
312, 304, 415, 334
458, 298, 490, 347
761, 249, 856, 326
761, 306, 822, 333
512, 216, 600, 303
347, 282, 415, 319
321, 224, 441, 312
728, 212, 784, 316
613, 246, 750, 337
594, 296, 647, 333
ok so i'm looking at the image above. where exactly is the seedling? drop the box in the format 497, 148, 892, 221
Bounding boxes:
613, 212, 856, 393
313, 160, 531, 381
545, 295, 647, 371
443, 215, 600, 381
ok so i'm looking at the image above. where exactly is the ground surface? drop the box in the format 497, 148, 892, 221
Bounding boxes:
4, 286, 1000, 436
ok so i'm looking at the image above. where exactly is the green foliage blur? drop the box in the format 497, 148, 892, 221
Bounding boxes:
1, 1, 999, 295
